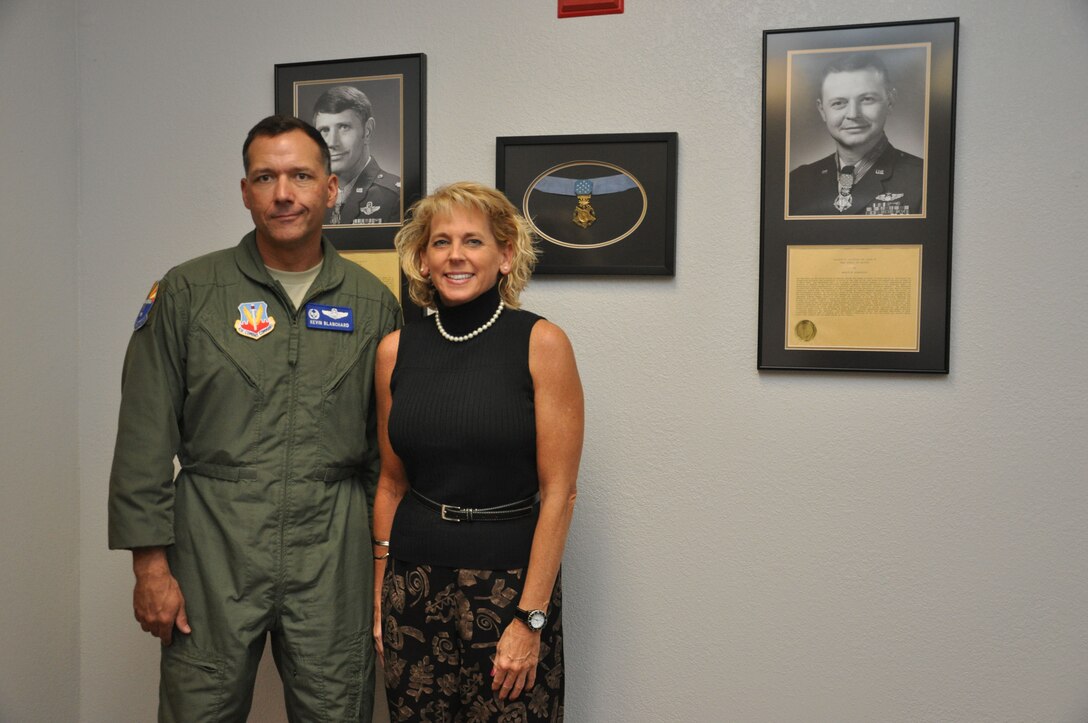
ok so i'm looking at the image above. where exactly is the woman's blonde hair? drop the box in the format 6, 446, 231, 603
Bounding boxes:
394, 181, 539, 309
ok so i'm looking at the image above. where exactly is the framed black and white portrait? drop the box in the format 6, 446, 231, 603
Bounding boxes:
786, 43, 930, 219
275, 53, 425, 251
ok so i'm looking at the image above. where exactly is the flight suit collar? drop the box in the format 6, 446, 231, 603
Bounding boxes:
234, 231, 346, 297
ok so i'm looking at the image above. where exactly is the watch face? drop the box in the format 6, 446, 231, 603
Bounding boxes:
528, 610, 547, 630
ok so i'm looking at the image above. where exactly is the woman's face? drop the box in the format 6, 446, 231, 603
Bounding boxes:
421, 206, 512, 307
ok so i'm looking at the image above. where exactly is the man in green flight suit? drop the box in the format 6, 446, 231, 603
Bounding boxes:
108, 115, 401, 722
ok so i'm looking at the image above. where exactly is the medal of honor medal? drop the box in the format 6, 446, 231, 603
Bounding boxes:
834, 168, 854, 213
573, 194, 596, 228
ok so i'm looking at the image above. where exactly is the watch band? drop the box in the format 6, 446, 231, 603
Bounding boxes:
514, 606, 547, 631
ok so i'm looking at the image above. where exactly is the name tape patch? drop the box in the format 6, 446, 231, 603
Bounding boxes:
305, 303, 354, 332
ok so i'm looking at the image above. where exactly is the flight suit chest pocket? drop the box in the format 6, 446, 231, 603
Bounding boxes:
184, 312, 268, 460
318, 329, 377, 460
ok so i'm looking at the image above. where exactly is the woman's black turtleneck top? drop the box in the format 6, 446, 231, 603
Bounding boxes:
387, 283, 543, 569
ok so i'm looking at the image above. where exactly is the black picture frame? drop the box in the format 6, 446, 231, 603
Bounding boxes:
497, 133, 677, 275
275, 53, 425, 252
759, 18, 958, 373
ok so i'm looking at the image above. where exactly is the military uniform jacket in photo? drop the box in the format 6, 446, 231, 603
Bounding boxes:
328, 159, 402, 225
788, 142, 924, 216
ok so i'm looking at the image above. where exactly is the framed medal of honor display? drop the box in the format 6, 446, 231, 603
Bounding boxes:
497, 133, 678, 275
275, 53, 426, 253
759, 18, 958, 372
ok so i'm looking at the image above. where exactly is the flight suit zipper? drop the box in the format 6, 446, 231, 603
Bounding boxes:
269, 274, 337, 609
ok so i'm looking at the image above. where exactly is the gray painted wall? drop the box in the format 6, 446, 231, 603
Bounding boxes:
0, 1, 81, 721
4, 0, 1085, 721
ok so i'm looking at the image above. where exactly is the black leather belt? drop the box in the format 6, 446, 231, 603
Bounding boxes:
410, 488, 540, 522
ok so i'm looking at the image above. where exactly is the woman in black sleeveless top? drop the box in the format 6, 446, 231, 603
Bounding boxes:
372, 182, 583, 721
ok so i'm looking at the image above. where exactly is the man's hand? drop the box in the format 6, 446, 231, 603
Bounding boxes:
131, 547, 191, 646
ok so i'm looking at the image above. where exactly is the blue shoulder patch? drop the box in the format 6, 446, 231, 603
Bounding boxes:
134, 281, 159, 330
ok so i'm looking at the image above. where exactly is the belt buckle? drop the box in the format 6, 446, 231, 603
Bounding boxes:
440, 504, 462, 522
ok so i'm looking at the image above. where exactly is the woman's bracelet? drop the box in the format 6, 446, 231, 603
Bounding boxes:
373, 552, 390, 560
372, 539, 390, 547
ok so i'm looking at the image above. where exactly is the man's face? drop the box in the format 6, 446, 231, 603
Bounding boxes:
241, 129, 336, 255
817, 68, 893, 154
314, 110, 370, 180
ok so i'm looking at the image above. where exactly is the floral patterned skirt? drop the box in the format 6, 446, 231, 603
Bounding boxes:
381, 558, 564, 722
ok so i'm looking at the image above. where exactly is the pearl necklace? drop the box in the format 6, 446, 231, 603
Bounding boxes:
434, 299, 505, 342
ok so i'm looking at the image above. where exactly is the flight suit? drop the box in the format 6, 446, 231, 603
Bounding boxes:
108, 232, 401, 722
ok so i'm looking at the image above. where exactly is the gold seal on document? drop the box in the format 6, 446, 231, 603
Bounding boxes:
795, 320, 817, 341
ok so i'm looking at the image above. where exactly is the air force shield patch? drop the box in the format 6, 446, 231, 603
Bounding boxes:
235, 301, 276, 339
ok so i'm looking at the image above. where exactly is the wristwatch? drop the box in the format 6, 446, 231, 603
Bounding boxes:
514, 606, 547, 632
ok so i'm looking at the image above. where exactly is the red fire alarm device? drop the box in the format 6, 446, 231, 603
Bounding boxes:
558, 0, 624, 18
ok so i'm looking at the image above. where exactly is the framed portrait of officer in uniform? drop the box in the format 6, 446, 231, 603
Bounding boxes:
759, 18, 958, 373
497, 133, 678, 275
275, 53, 425, 252
787, 44, 928, 219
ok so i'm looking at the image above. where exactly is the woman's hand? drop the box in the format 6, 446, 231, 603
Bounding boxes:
491, 620, 541, 701
372, 588, 385, 666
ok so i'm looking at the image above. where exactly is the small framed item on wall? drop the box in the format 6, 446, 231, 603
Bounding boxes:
275, 53, 425, 252
759, 18, 958, 372
497, 133, 678, 275
558, 0, 623, 18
